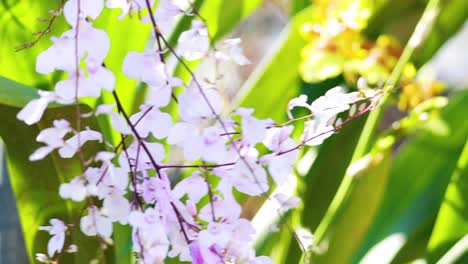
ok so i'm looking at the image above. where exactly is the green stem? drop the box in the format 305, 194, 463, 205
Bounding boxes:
313, 0, 441, 245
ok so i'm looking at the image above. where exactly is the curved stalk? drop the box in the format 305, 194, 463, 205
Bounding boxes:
313, 0, 441, 247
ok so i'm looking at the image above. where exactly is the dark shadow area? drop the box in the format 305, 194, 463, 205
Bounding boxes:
0, 152, 29, 264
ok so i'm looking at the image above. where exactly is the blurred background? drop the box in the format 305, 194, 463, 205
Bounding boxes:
1, 0, 467, 263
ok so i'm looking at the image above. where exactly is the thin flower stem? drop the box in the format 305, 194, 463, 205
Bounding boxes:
72, 0, 87, 172
112, 90, 192, 244
114, 105, 154, 152
219, 132, 241, 136
277, 103, 376, 156
135, 229, 146, 261
121, 134, 145, 209
201, 162, 217, 221
96, 165, 109, 186
144, 0, 179, 102
159, 162, 235, 169
170, 202, 191, 242
112, 91, 162, 176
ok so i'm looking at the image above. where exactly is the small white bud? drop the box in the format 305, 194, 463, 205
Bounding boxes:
269, 224, 280, 232
349, 104, 357, 116
335, 117, 343, 127
357, 77, 368, 91
35, 253, 49, 263
66, 244, 78, 253
419, 112, 429, 121
358, 103, 367, 112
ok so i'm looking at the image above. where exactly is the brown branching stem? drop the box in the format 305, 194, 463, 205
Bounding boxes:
15, 0, 65, 52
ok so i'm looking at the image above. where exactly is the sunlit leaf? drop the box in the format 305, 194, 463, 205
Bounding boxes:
0, 1, 68, 88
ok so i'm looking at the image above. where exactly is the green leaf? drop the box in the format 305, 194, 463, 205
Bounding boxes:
235, 7, 313, 122
426, 139, 468, 263
364, 0, 468, 66
311, 150, 392, 264
364, 0, 426, 42
0, 77, 111, 263
390, 215, 437, 263
200, 0, 263, 42
291, 0, 310, 15
355, 90, 468, 263
433, 236, 468, 264
0, 76, 37, 107
0, 1, 68, 88
301, 115, 367, 231
413, 0, 468, 66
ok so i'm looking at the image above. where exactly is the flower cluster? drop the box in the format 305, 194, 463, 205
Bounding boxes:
299, 0, 444, 112
299, 0, 409, 85
17, 0, 380, 263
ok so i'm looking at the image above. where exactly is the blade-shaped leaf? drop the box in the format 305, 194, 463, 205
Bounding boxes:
413, 0, 468, 66
355, 90, 468, 263
311, 150, 392, 264
301, 115, 367, 231
0, 77, 111, 263
364, 0, 468, 66
426, 139, 468, 263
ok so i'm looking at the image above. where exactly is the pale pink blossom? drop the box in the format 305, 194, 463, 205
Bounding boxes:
80, 206, 113, 238
274, 193, 301, 212
302, 120, 334, 146
64, 0, 104, 26
29, 120, 71, 161
118, 141, 165, 171
215, 38, 251, 65
287, 94, 311, 119
103, 190, 131, 224
178, 81, 223, 122
59, 176, 87, 201
311, 86, 360, 122
58, 129, 103, 158
236, 108, 272, 146
38, 219, 67, 257
122, 49, 167, 87
172, 171, 208, 203
216, 157, 269, 196
106, 0, 155, 19
167, 122, 203, 160
154, 1, 183, 35
17, 91, 60, 125
146, 77, 183, 107
130, 104, 173, 139
200, 126, 236, 164
36, 21, 110, 75
177, 20, 210, 60
199, 193, 241, 223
